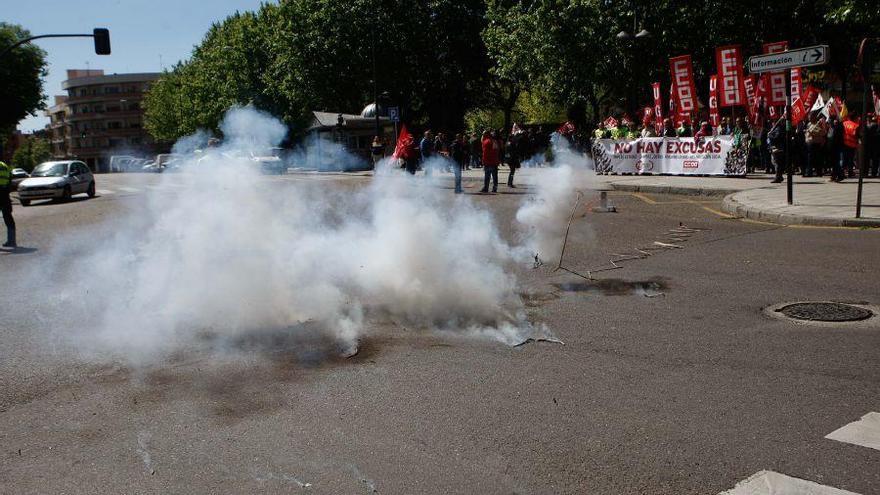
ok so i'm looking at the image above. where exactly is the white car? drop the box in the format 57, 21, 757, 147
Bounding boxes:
17, 160, 96, 206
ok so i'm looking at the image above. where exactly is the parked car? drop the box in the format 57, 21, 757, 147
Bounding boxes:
17, 160, 96, 206
10, 168, 29, 191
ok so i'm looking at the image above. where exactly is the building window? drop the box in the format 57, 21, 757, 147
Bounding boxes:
129, 121, 141, 129
106, 105, 120, 112
109, 138, 124, 147
130, 137, 142, 145
107, 121, 122, 129
79, 89, 88, 96
104, 86, 119, 94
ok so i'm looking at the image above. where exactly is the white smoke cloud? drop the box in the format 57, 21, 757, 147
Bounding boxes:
515, 135, 596, 265
33, 106, 585, 365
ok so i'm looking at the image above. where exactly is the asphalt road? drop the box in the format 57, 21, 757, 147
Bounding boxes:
1, 170, 878, 494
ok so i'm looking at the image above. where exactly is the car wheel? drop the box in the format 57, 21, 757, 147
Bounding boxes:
87, 182, 96, 197
20, 199, 30, 207
62, 186, 72, 201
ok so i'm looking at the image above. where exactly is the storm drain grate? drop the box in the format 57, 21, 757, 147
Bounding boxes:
776, 302, 874, 322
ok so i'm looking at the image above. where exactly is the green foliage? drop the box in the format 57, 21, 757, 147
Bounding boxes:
11, 136, 50, 172
0, 23, 48, 136
145, 0, 491, 141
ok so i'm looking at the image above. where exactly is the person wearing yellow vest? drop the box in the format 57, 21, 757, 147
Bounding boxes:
0, 151, 17, 248
842, 115, 860, 179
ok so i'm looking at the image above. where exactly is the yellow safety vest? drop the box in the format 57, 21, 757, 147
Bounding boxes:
0, 161, 11, 188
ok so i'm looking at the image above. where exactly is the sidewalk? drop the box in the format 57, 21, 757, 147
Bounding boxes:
362, 167, 880, 227
505, 168, 880, 227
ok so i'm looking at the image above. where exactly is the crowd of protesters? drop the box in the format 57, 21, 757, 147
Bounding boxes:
388, 124, 550, 194
590, 109, 880, 183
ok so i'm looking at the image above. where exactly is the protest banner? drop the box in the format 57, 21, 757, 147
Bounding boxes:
590, 136, 747, 176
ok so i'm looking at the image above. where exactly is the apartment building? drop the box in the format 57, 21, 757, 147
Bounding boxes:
45, 69, 165, 172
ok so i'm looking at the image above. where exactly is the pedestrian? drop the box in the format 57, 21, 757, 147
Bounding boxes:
768, 117, 787, 183
804, 113, 828, 177
420, 130, 434, 176
676, 119, 693, 137
640, 121, 658, 138
506, 124, 524, 188
450, 133, 467, 194
370, 135, 384, 169
661, 118, 676, 137
0, 149, 16, 248
469, 133, 482, 169
827, 116, 845, 182
867, 114, 879, 177
694, 121, 712, 141
479, 130, 500, 193
842, 114, 860, 178
718, 117, 732, 136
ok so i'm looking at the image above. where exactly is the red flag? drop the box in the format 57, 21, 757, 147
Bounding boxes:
651, 82, 663, 131
763, 41, 789, 105
790, 68, 802, 105
802, 85, 820, 111
743, 75, 758, 119
716, 45, 746, 107
709, 75, 720, 127
392, 124, 414, 159
791, 97, 808, 126
558, 121, 576, 135
602, 117, 618, 129
669, 55, 698, 116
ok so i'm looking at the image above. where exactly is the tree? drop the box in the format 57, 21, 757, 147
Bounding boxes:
145, 0, 492, 141
11, 136, 50, 172
0, 23, 48, 136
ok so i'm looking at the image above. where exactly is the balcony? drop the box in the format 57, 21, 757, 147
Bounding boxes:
66, 91, 145, 104
67, 109, 143, 122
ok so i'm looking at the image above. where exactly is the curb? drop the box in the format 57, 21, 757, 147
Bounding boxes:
721, 194, 880, 227
608, 182, 739, 197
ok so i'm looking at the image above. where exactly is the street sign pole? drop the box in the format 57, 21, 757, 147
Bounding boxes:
785, 69, 793, 204
749, 45, 831, 206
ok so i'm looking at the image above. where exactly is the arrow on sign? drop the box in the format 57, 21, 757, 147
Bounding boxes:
810, 48, 822, 62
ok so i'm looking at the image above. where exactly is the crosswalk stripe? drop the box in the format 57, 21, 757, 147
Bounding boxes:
719, 470, 861, 494
826, 412, 880, 452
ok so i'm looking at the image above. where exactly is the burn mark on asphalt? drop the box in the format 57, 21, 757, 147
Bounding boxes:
553, 277, 668, 296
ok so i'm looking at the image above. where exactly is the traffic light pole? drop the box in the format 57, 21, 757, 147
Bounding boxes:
0, 29, 110, 60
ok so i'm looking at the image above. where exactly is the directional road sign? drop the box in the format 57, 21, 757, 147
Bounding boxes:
748, 45, 829, 73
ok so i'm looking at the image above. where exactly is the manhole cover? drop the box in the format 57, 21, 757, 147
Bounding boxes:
776, 302, 873, 322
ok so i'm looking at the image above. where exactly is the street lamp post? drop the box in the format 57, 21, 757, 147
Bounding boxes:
0, 28, 111, 60
616, 3, 651, 117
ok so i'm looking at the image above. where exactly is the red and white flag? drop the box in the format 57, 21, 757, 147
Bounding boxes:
603, 116, 619, 129
651, 82, 663, 131
763, 41, 789, 105
791, 97, 808, 126
669, 55, 698, 116
743, 75, 758, 119
709, 75, 720, 127
716, 45, 746, 107
802, 85, 820, 111
790, 68, 802, 105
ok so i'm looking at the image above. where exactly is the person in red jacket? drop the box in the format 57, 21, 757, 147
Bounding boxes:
842, 114, 860, 178
480, 130, 500, 193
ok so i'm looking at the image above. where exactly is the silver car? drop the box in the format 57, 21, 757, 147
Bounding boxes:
17, 160, 96, 206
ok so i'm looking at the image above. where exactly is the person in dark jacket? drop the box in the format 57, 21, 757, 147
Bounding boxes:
768, 117, 787, 183
661, 118, 677, 137
420, 130, 434, 176
449, 134, 467, 193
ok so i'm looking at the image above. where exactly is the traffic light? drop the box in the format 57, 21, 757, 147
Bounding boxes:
93, 28, 111, 55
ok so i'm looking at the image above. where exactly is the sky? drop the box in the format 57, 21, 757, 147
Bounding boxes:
5, 0, 271, 132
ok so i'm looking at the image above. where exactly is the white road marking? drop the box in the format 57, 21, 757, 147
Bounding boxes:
826, 412, 880, 452
96, 189, 114, 195
719, 470, 861, 494
117, 186, 140, 193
